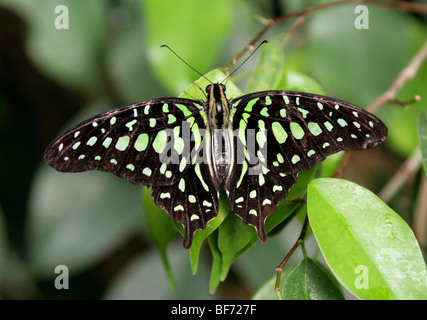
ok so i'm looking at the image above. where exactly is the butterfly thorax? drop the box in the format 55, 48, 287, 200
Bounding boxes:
206, 84, 233, 184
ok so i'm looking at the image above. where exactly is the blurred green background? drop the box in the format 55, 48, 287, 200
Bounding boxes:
0, 0, 426, 299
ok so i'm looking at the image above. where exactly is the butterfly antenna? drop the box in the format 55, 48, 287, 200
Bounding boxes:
221, 40, 268, 84
161, 45, 213, 84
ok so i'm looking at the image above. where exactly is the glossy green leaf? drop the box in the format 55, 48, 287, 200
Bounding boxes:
218, 212, 255, 280
419, 110, 427, 176
280, 258, 344, 300
252, 275, 279, 300
208, 231, 223, 294
277, 70, 326, 96
308, 178, 427, 300
189, 191, 230, 275
143, 0, 232, 94
246, 36, 285, 92
180, 69, 243, 100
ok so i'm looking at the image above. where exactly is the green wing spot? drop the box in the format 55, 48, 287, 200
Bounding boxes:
239, 119, 247, 145
176, 103, 193, 117
194, 164, 209, 192
162, 103, 169, 113
324, 121, 334, 132
290, 122, 304, 140
244, 99, 257, 112
86, 137, 97, 146
338, 118, 348, 127
236, 161, 248, 188
149, 118, 156, 128
168, 114, 177, 124
260, 107, 269, 117
134, 133, 149, 151
173, 126, 184, 155
103, 137, 113, 148
153, 130, 168, 154
291, 154, 301, 164
308, 122, 322, 136
297, 107, 309, 118
115, 136, 130, 151
272, 122, 288, 144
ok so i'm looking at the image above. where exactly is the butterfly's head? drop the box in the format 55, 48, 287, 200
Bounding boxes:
206, 83, 226, 96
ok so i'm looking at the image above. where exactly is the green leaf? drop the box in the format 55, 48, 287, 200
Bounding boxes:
189, 191, 230, 275
180, 69, 243, 100
307, 178, 427, 300
280, 258, 344, 300
143, 0, 232, 94
251, 276, 278, 300
218, 211, 255, 280
277, 70, 326, 95
207, 231, 223, 294
246, 36, 285, 92
419, 110, 427, 176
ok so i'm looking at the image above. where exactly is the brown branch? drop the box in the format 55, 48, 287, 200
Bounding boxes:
378, 148, 422, 202
274, 215, 309, 296
367, 40, 427, 113
227, 0, 427, 71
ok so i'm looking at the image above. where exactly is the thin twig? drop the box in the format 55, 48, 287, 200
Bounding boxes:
333, 151, 353, 179
367, 40, 427, 113
378, 148, 422, 202
337, 40, 427, 179
275, 215, 309, 297
227, 0, 427, 71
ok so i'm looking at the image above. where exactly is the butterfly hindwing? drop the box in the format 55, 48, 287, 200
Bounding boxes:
231, 90, 387, 175
152, 162, 219, 248
225, 161, 298, 242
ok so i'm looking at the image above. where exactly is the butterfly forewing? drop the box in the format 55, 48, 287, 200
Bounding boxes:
44, 98, 206, 186
231, 91, 387, 175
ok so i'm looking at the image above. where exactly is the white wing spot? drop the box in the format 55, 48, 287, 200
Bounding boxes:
249, 209, 257, 216
72, 141, 81, 150
262, 199, 272, 206
87, 136, 98, 146
160, 192, 171, 199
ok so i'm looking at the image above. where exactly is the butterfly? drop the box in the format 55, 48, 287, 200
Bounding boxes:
44, 73, 387, 248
